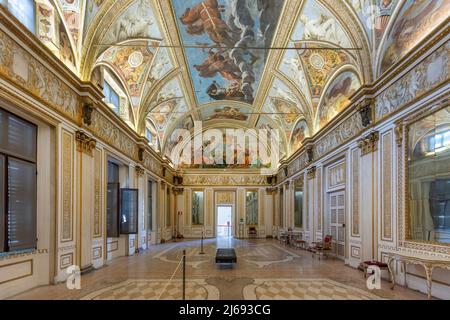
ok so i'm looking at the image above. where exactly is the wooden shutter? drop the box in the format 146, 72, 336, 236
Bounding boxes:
107, 182, 120, 237
7, 158, 37, 251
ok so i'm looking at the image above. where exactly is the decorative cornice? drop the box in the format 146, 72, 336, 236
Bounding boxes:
75, 131, 96, 156
358, 132, 380, 156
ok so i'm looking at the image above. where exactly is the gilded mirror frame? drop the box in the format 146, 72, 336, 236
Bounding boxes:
397, 101, 450, 255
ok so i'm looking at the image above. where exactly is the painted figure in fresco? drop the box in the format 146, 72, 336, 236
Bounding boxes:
194, 49, 241, 82
180, 0, 235, 47
381, 0, 450, 72
300, 13, 340, 44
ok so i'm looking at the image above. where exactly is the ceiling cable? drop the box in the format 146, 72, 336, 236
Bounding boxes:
93, 43, 362, 51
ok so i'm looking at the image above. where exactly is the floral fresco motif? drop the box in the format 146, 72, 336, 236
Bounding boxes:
297, 44, 353, 98
59, 0, 81, 46
290, 119, 310, 152
37, 2, 57, 46
200, 105, 250, 122
173, 0, 284, 104
318, 71, 361, 128
380, 0, 450, 74
97, 42, 156, 105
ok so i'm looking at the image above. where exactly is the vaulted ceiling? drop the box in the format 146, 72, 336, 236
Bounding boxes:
4, 0, 448, 167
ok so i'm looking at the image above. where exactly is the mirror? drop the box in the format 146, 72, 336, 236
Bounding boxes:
294, 177, 304, 228
246, 191, 258, 225
192, 191, 204, 225
407, 106, 450, 244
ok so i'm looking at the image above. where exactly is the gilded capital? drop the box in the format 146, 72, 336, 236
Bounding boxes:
358, 131, 379, 156
75, 131, 96, 156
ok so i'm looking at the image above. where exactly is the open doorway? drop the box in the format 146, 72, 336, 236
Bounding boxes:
217, 206, 232, 238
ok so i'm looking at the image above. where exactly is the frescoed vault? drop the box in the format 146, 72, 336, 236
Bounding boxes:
1, 0, 447, 163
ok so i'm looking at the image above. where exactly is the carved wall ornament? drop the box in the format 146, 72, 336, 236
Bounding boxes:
358, 131, 379, 156
75, 131, 97, 156
307, 166, 317, 180
138, 148, 145, 162
265, 187, 277, 195
82, 103, 94, 126
357, 98, 374, 127
306, 146, 314, 163
395, 123, 404, 147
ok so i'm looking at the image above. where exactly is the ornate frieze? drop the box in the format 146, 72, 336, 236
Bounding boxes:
375, 41, 450, 120
315, 112, 364, 159
358, 132, 379, 156
75, 131, 97, 156
216, 191, 234, 204
0, 29, 79, 119
183, 175, 269, 186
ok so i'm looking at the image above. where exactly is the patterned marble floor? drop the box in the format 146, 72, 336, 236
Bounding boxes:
10, 238, 428, 300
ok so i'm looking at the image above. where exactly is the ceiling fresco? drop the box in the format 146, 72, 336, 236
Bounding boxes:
172, 0, 285, 105
2, 0, 447, 167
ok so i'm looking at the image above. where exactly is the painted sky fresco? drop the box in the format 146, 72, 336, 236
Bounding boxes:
172, 0, 285, 105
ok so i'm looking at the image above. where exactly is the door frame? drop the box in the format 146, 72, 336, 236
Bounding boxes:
215, 204, 234, 238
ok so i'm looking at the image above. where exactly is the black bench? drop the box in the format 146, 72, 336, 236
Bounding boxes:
215, 248, 237, 264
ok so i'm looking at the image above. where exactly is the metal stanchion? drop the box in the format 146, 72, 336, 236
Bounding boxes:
199, 231, 205, 255
182, 250, 186, 300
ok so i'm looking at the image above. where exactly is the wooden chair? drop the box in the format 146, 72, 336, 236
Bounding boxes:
309, 235, 333, 259
279, 231, 288, 246
292, 233, 307, 250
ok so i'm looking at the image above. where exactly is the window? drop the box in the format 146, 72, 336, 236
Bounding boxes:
1, 0, 36, 34
103, 81, 120, 114
0, 108, 37, 253
107, 161, 120, 237
429, 130, 450, 152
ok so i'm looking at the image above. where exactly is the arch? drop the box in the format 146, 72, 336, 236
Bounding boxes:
314, 65, 362, 131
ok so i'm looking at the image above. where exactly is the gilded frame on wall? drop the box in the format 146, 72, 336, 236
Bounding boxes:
397, 101, 450, 255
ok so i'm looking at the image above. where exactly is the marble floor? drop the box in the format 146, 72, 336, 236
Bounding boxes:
10, 238, 428, 300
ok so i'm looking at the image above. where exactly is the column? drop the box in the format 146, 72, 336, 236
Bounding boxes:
75, 131, 97, 273
358, 131, 379, 261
